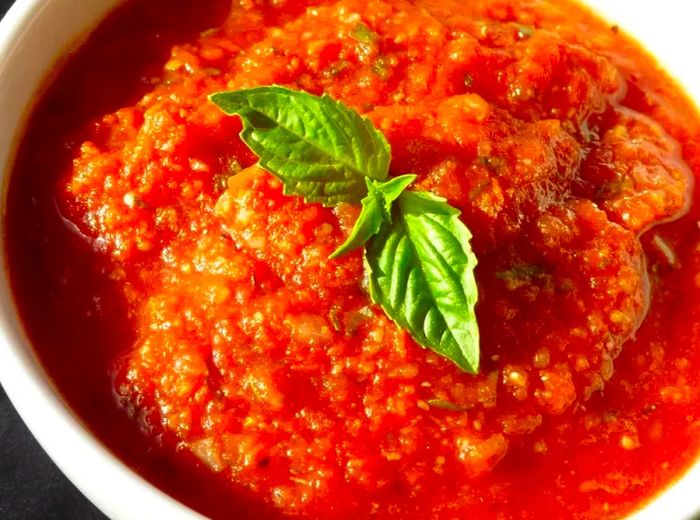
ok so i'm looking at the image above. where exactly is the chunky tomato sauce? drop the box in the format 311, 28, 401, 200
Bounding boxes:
6, 0, 700, 518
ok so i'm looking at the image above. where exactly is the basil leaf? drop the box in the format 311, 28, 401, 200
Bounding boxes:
366, 190, 480, 373
210, 86, 390, 206
330, 181, 384, 260
330, 174, 416, 259
373, 174, 416, 221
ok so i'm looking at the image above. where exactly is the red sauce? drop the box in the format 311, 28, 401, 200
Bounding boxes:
5, 0, 700, 518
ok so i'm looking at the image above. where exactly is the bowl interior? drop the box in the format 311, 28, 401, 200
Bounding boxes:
0, 1, 203, 518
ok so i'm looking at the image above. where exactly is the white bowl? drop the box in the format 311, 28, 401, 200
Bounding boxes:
0, 1, 698, 519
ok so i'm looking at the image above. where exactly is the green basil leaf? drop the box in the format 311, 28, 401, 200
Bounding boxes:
210, 86, 390, 206
330, 181, 385, 260
366, 190, 480, 373
330, 174, 416, 259
373, 174, 416, 221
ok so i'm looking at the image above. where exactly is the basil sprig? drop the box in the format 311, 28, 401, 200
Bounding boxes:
210, 86, 480, 373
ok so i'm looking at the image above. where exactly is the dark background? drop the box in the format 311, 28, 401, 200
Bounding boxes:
0, 2, 106, 519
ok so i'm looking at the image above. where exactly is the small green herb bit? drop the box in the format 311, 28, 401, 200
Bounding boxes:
210, 85, 480, 373
350, 22, 378, 44
210, 86, 390, 206
426, 398, 467, 412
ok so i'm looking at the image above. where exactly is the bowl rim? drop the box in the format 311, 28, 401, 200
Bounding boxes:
0, 0, 699, 519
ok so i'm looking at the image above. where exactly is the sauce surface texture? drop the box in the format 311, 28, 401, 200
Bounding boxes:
6, 0, 700, 518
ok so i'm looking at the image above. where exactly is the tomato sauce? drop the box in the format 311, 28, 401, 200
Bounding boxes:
5, 0, 700, 518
